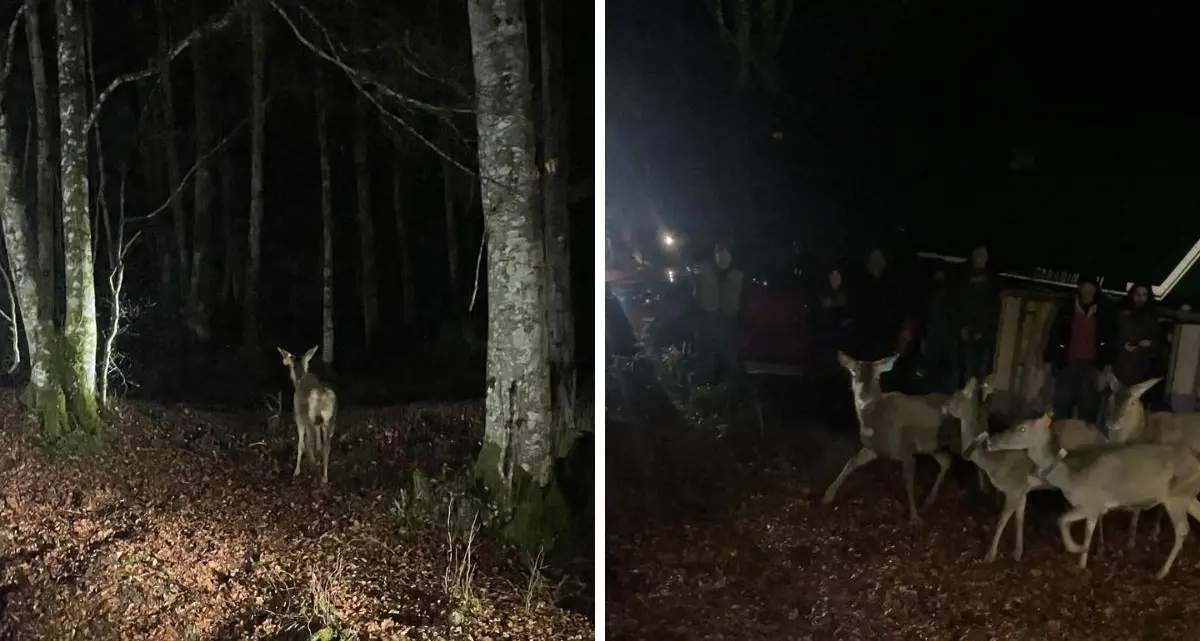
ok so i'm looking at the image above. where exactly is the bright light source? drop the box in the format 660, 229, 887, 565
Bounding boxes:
665, 267, 677, 283
661, 233, 676, 248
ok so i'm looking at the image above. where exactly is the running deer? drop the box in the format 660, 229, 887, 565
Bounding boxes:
278, 346, 338, 485
988, 413, 1200, 579
822, 352, 957, 525
944, 377, 1113, 561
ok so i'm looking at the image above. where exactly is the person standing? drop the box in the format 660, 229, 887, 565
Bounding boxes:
921, 269, 960, 394
1045, 278, 1114, 422
693, 242, 746, 388
1112, 283, 1160, 386
853, 249, 904, 361
953, 245, 1002, 384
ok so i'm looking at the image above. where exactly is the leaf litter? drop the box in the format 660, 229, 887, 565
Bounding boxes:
607, 424, 1200, 641
0, 390, 592, 640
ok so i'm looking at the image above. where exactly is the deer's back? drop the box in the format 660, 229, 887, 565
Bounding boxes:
1069, 443, 1183, 506
1147, 411, 1200, 452
1051, 419, 1106, 450
294, 373, 337, 423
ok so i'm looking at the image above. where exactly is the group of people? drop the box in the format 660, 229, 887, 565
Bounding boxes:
811, 245, 1168, 425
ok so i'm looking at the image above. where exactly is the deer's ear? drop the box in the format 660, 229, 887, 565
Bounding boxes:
1130, 377, 1163, 400
303, 346, 319, 363
1039, 412, 1053, 428
875, 354, 898, 373
836, 351, 854, 370
277, 347, 291, 360
963, 377, 978, 396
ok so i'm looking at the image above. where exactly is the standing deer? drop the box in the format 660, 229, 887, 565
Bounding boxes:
277, 346, 338, 485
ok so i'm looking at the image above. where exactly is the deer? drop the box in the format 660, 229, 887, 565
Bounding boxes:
277, 346, 338, 485
822, 352, 959, 525
987, 413, 1200, 579
1098, 375, 1200, 546
943, 376, 1117, 561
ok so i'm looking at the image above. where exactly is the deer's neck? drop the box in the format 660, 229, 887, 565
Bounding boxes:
1026, 440, 1067, 485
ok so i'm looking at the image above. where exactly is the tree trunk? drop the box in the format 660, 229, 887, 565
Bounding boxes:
184, 0, 214, 343
539, 0, 575, 397
155, 0, 190, 301
24, 0, 58, 328
353, 94, 378, 349
243, 0, 266, 351
315, 65, 334, 368
57, 0, 99, 419
219, 150, 241, 305
392, 148, 415, 327
0, 108, 72, 438
466, 0, 564, 554
442, 147, 459, 298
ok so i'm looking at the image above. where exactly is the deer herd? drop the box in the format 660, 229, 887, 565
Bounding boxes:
822, 352, 1200, 580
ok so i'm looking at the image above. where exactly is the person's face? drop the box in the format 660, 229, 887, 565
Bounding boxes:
867, 251, 885, 275
715, 246, 732, 269
971, 246, 988, 269
1079, 282, 1097, 304
1132, 286, 1149, 306
829, 270, 842, 289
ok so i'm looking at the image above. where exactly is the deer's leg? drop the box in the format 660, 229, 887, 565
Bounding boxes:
1013, 492, 1028, 560
320, 421, 333, 485
1057, 507, 1089, 554
1078, 516, 1099, 569
1149, 507, 1164, 541
1128, 509, 1142, 550
901, 455, 922, 525
1156, 501, 1190, 580
985, 490, 1019, 563
822, 447, 876, 505
923, 451, 952, 509
293, 420, 305, 477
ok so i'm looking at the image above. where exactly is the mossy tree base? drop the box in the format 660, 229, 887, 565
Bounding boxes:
19, 333, 104, 449
475, 440, 572, 560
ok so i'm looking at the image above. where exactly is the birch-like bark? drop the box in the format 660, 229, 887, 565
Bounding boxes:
24, 0, 57, 325
353, 94, 378, 348
243, 0, 266, 350
184, 0, 214, 342
467, 0, 553, 495
315, 65, 334, 367
539, 0, 575, 392
57, 0, 99, 402
155, 0, 190, 297
0, 108, 60, 425
392, 148, 415, 327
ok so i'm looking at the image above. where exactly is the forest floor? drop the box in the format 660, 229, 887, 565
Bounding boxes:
606, 394, 1200, 641
0, 389, 592, 641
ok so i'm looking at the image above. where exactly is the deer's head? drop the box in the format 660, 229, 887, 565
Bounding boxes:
837, 351, 897, 409
277, 346, 319, 384
1101, 376, 1162, 440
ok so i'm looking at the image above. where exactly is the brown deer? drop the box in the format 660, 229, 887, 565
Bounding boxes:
277, 346, 338, 485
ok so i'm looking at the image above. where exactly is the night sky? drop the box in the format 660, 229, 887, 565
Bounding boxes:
606, 0, 1200, 301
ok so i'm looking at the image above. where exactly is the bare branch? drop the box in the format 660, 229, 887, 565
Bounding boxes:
0, 5, 27, 83
127, 113, 256, 224
270, 1, 479, 179
83, 1, 243, 136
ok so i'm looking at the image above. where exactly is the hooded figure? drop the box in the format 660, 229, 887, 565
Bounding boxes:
1112, 282, 1160, 386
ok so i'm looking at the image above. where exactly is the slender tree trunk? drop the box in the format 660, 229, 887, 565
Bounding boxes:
392, 148, 415, 327
467, 0, 564, 553
243, 0, 266, 351
353, 94, 378, 349
315, 66, 335, 367
57, 0, 100, 417
219, 151, 240, 305
540, 0, 575, 395
185, 0, 214, 343
442, 147, 459, 297
24, 0, 58, 328
155, 0, 190, 300
0, 104, 72, 437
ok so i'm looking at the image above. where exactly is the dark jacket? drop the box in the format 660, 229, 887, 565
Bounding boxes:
922, 283, 958, 362
1112, 291, 1163, 385
951, 267, 1002, 340
816, 284, 852, 351
853, 270, 904, 360
1044, 293, 1116, 370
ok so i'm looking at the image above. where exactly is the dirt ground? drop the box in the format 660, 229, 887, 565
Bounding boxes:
607, 412, 1200, 641
0, 389, 592, 640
